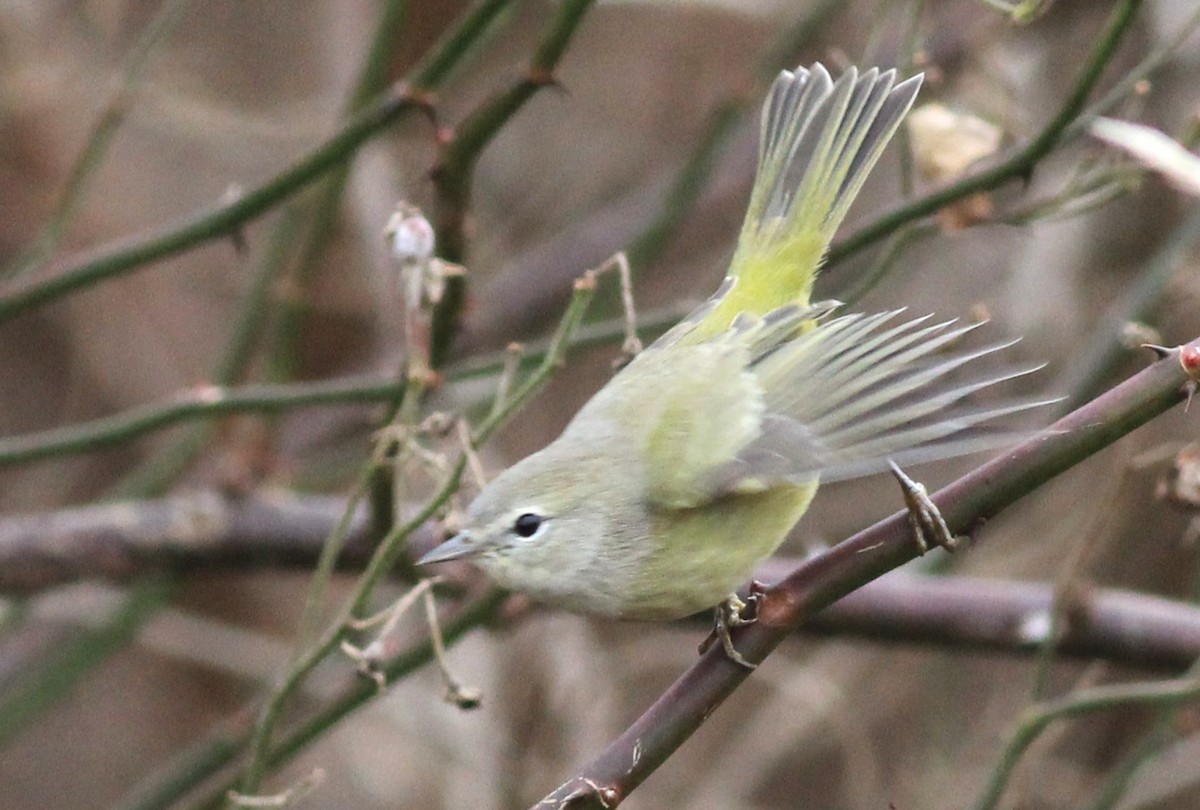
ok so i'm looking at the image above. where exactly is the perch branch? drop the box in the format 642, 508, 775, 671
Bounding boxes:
536, 332, 1198, 808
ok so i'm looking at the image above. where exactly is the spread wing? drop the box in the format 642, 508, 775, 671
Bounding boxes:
705, 310, 1049, 494
634, 314, 779, 509
632, 307, 1048, 509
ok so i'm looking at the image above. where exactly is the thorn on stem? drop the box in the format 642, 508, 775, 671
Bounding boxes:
526, 66, 563, 91
1141, 344, 1200, 409
220, 184, 249, 254
889, 461, 960, 554
227, 767, 326, 807
558, 778, 621, 809
395, 81, 438, 118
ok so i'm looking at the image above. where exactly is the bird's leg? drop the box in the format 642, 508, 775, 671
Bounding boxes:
888, 460, 960, 554
699, 591, 760, 670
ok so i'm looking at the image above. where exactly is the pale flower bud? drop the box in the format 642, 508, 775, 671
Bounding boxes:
384, 202, 436, 265
906, 102, 1002, 184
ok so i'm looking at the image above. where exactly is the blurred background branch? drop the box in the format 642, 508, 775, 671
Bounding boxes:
4, 490, 1200, 670
2, 1, 1200, 809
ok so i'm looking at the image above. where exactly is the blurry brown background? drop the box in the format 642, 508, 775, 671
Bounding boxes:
2, 0, 1200, 808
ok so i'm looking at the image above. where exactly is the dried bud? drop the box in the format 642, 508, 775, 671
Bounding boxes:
384, 202, 436, 265
907, 103, 1002, 184
1162, 443, 1200, 508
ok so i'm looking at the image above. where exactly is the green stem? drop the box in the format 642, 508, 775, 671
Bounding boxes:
110, 199, 312, 499
1080, 658, 1200, 810
267, 0, 415, 383
0, 87, 431, 325
972, 663, 1200, 810
0, 302, 686, 471
0, 577, 173, 746
3, 0, 192, 279
409, 0, 516, 89
428, 0, 598, 367
0, 375, 403, 468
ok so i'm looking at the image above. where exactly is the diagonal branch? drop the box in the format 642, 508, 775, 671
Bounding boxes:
538, 335, 1198, 808
0, 84, 434, 324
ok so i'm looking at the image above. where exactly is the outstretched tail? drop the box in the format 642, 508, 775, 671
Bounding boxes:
693, 64, 922, 339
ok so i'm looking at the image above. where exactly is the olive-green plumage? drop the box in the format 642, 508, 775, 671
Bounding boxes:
419, 64, 1035, 620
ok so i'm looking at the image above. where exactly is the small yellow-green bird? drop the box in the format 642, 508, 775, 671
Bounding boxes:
419, 64, 1033, 659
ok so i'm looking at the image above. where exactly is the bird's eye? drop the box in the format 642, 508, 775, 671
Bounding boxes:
513, 512, 544, 538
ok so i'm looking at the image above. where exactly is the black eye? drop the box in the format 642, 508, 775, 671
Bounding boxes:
513, 512, 543, 538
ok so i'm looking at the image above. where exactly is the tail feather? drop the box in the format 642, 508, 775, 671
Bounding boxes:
717, 65, 922, 325
824, 398, 1053, 469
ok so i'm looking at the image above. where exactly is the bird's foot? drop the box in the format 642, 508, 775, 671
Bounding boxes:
699, 590, 761, 669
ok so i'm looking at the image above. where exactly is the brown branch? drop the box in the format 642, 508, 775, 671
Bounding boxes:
537, 337, 1199, 808
7, 497, 1200, 673
790, 569, 1200, 671
0, 491, 375, 594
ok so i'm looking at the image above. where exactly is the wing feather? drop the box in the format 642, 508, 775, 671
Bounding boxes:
697, 310, 1050, 497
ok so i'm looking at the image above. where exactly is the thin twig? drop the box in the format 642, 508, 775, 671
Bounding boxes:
0, 83, 434, 324
110, 171, 310, 499
176, 588, 508, 810
0, 376, 405, 468
0, 302, 688, 471
235, 265, 602, 798
971, 659, 1200, 810
1079, 659, 1200, 810
12, 0, 519, 329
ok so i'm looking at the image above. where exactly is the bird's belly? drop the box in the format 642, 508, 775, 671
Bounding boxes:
616, 482, 817, 620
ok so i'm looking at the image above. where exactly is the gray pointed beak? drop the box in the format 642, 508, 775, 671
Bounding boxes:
416, 532, 485, 565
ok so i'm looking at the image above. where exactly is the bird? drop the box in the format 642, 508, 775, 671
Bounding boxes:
418, 63, 1042, 667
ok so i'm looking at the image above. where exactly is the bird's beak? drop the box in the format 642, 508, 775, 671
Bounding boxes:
416, 532, 485, 565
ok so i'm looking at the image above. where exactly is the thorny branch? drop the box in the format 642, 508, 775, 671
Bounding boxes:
537, 338, 1200, 808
